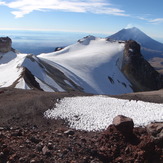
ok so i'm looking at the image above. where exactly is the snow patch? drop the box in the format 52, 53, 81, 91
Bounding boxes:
44, 96, 163, 131
0, 53, 27, 88
0, 51, 17, 64
15, 78, 31, 90
129, 48, 133, 52
64, 80, 74, 88
35, 77, 55, 92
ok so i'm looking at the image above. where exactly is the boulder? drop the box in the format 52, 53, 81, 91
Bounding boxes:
113, 115, 134, 135
0, 37, 12, 53
146, 122, 163, 145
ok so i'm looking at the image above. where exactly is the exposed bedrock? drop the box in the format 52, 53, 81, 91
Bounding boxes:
0, 37, 12, 53
121, 40, 163, 91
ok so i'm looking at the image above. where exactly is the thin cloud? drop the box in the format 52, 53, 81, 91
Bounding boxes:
149, 18, 163, 24
0, 0, 128, 18
0, 1, 5, 5
137, 16, 163, 24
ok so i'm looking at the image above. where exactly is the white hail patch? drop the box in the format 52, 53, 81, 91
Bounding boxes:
44, 96, 163, 131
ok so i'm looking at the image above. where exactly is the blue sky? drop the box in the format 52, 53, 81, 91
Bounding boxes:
0, 0, 163, 42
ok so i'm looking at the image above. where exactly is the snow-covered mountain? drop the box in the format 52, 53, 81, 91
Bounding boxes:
0, 36, 134, 95
38, 36, 134, 95
0, 35, 162, 95
109, 27, 163, 60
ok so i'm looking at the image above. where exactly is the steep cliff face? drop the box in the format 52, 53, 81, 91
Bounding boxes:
0, 37, 12, 53
121, 40, 163, 91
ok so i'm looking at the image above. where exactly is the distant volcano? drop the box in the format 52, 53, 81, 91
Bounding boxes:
109, 27, 163, 52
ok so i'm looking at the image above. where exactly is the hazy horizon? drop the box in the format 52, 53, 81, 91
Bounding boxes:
1, 28, 163, 55
0, 29, 109, 54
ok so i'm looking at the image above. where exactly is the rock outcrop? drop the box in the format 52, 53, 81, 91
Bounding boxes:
121, 40, 163, 91
55, 47, 64, 52
0, 37, 12, 53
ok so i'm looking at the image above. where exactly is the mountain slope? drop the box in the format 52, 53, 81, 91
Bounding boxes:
0, 52, 78, 92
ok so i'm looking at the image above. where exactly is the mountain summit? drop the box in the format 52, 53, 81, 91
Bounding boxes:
109, 27, 163, 52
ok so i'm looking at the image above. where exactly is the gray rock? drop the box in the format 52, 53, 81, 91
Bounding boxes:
30, 159, 36, 163
42, 146, 51, 156
64, 129, 75, 135
19, 157, 26, 163
36, 143, 44, 152
146, 122, 163, 145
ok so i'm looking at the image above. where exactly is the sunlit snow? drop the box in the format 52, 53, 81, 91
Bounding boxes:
39, 36, 133, 95
44, 96, 163, 131
15, 78, 31, 90
0, 52, 27, 87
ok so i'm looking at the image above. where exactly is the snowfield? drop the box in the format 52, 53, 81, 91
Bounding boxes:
44, 96, 163, 131
39, 36, 133, 95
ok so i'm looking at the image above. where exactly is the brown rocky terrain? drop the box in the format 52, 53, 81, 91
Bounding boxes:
0, 118, 162, 163
0, 88, 163, 163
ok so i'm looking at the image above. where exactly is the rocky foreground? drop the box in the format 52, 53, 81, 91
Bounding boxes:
0, 116, 162, 163
0, 88, 163, 163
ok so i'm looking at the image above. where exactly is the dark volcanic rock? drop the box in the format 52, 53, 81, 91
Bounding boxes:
0, 37, 12, 53
55, 47, 64, 52
121, 40, 163, 91
113, 115, 134, 135
22, 67, 43, 91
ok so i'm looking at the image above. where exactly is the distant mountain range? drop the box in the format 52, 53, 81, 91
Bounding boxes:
0, 28, 163, 95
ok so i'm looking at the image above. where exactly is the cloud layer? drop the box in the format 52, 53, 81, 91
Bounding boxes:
0, 0, 128, 18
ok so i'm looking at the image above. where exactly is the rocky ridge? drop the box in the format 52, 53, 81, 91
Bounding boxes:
120, 40, 163, 91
